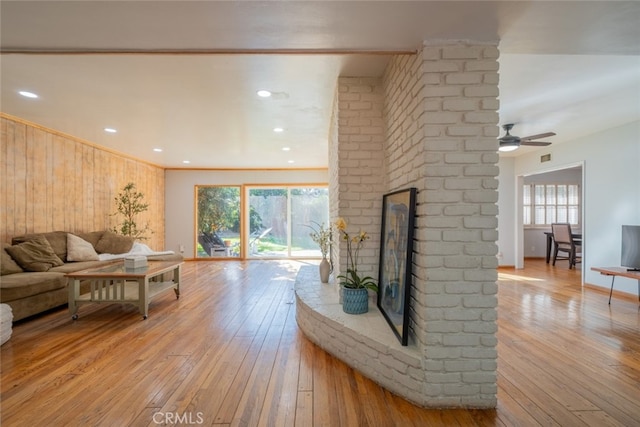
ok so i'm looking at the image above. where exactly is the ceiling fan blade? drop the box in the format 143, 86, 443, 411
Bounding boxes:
521, 141, 552, 146
521, 132, 556, 142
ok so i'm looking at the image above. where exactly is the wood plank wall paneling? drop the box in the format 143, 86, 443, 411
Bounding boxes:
0, 116, 166, 250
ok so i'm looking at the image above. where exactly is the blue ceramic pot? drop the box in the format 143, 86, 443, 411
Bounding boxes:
342, 287, 369, 314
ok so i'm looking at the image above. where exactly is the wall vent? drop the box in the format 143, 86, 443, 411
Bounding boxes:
540, 153, 551, 163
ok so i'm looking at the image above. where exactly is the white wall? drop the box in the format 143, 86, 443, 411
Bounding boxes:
164, 169, 328, 258
497, 157, 516, 266
500, 121, 640, 294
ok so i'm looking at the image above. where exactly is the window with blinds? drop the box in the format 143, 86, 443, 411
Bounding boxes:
523, 184, 580, 226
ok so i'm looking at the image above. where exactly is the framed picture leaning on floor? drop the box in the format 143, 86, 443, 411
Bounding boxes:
377, 187, 417, 346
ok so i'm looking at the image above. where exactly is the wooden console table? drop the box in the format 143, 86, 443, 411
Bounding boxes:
67, 260, 182, 319
591, 267, 640, 305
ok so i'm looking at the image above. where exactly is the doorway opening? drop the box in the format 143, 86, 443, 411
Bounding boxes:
516, 163, 585, 280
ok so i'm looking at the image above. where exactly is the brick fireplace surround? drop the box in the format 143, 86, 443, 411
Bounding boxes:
297, 41, 499, 408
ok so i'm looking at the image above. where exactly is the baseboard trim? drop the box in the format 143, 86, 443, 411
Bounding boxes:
583, 282, 638, 303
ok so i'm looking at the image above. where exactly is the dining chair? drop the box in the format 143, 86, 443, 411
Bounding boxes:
551, 223, 582, 269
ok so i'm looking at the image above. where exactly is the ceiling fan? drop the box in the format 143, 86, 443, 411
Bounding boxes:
498, 124, 556, 152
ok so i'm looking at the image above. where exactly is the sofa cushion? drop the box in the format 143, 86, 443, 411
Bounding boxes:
0, 271, 67, 301
12, 231, 69, 262
1, 243, 24, 275
94, 231, 134, 254
49, 260, 110, 274
66, 234, 99, 262
5, 235, 64, 272
147, 253, 184, 262
75, 231, 104, 249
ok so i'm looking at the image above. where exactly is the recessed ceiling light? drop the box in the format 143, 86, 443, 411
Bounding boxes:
257, 90, 272, 98
153, 148, 163, 152
288, 160, 295, 164
19, 91, 38, 99
183, 160, 190, 164
104, 128, 117, 133
282, 147, 291, 151
273, 127, 284, 133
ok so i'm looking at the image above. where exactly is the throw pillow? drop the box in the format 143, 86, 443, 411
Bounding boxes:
66, 233, 99, 262
11, 231, 68, 262
75, 231, 105, 249
1, 243, 24, 275
5, 235, 64, 272
94, 231, 134, 254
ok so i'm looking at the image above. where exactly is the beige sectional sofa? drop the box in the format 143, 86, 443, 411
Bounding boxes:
1, 231, 182, 321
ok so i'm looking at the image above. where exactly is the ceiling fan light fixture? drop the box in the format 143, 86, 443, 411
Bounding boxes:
19, 90, 39, 99
499, 144, 519, 152
498, 123, 555, 153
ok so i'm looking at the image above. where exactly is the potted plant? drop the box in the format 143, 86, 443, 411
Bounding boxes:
334, 217, 378, 314
308, 221, 332, 283
111, 182, 152, 240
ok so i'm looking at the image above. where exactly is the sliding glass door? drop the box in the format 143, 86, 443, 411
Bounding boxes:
247, 189, 288, 257
195, 186, 241, 258
247, 186, 329, 258
195, 184, 328, 259
290, 188, 329, 257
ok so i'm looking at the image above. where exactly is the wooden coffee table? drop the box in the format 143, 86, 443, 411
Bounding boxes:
67, 260, 183, 319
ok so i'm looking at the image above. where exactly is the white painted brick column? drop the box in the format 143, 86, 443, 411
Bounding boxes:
328, 85, 341, 275
319, 41, 499, 409
383, 41, 499, 407
422, 42, 499, 407
332, 77, 386, 282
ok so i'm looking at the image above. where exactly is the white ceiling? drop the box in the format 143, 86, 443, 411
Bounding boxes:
2, 1, 639, 168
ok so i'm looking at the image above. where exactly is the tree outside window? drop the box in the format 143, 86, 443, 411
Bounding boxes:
196, 186, 241, 257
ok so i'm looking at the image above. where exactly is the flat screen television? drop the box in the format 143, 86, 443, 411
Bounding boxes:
621, 225, 640, 271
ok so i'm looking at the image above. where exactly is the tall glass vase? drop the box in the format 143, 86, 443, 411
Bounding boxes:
319, 257, 330, 283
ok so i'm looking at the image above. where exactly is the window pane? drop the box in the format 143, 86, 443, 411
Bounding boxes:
196, 186, 241, 258
546, 206, 556, 223
546, 185, 556, 205
249, 189, 288, 257
523, 185, 531, 205
568, 206, 579, 224
568, 185, 579, 204
534, 206, 546, 224
526, 182, 580, 227
291, 188, 330, 257
557, 185, 567, 205
535, 185, 545, 204
557, 206, 567, 223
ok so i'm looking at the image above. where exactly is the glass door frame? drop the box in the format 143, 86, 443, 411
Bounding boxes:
245, 183, 329, 260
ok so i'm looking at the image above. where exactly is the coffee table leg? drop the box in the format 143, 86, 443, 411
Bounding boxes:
140, 278, 149, 319
174, 265, 181, 299
69, 278, 79, 320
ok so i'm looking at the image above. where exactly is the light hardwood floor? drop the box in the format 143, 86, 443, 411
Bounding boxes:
1, 259, 639, 426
